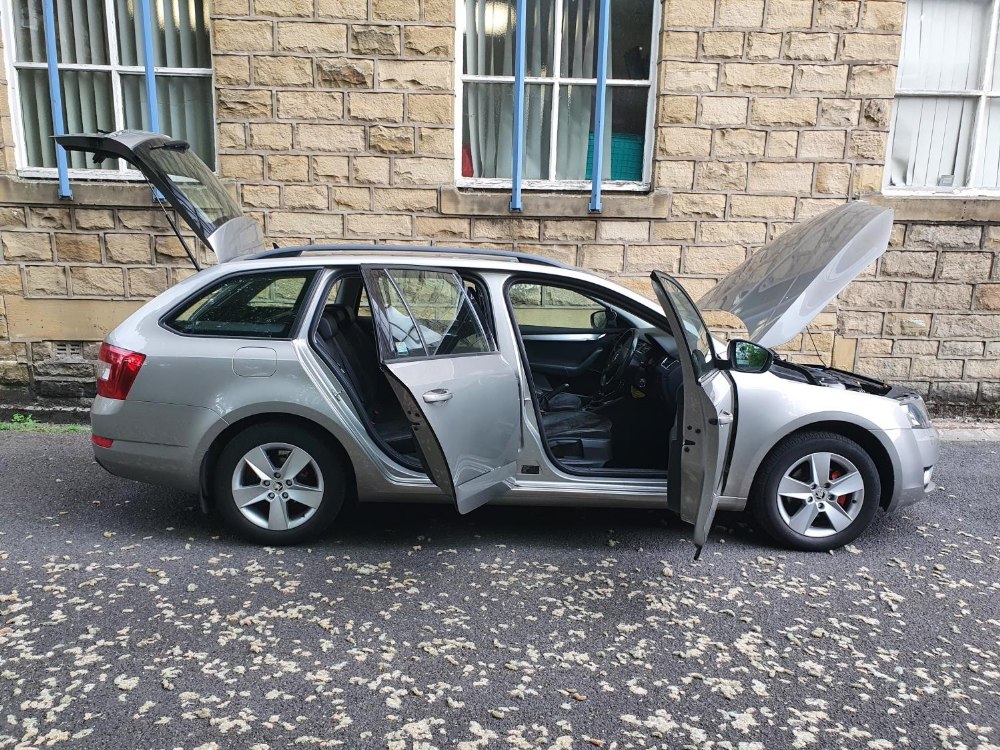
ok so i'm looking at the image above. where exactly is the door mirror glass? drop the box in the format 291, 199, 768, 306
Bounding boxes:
729, 339, 773, 373
590, 307, 618, 329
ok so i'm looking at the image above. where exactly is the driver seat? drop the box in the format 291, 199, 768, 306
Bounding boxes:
539, 406, 613, 468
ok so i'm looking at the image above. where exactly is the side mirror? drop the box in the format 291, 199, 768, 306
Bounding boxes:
591, 307, 618, 330
728, 339, 773, 373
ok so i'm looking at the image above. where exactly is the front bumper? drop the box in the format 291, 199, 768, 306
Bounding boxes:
885, 425, 939, 512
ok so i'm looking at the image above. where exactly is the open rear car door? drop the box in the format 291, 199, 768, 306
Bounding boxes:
651, 271, 735, 555
361, 266, 521, 513
55, 131, 266, 263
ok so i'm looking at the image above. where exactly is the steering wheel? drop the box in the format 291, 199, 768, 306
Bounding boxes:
599, 329, 639, 395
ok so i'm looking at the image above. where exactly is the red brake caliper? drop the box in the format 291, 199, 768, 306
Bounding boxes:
829, 467, 849, 508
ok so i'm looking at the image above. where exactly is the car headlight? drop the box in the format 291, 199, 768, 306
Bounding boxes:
902, 399, 932, 429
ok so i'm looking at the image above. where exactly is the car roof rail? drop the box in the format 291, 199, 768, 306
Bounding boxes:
246, 243, 572, 269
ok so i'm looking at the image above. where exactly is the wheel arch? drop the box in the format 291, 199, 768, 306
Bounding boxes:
199, 412, 357, 511
753, 421, 896, 509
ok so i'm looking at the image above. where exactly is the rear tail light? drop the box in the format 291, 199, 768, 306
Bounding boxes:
96, 343, 146, 400
92, 435, 113, 448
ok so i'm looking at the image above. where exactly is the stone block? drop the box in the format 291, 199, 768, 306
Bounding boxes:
404, 26, 453, 56
345, 213, 413, 237
785, 32, 838, 60
798, 129, 845, 158
598, 222, 650, 242
849, 65, 897, 95
0, 264, 22, 293
373, 188, 437, 212
816, 0, 860, 28
670, 193, 726, 218
26, 266, 67, 295
664, 0, 716, 26
654, 161, 695, 189
965, 359, 1000, 379
702, 31, 744, 58
254, 56, 313, 86
880, 250, 936, 278
696, 161, 748, 191
317, 0, 368, 18
700, 96, 747, 125
2, 232, 52, 261
907, 225, 982, 249
730, 195, 796, 218
254, 0, 312, 15
700, 221, 766, 244
907, 283, 973, 310
250, 123, 293, 150
393, 157, 452, 185
721, 63, 793, 92
268, 155, 310, 181
862, 1, 905, 31
685, 245, 747, 274
660, 96, 698, 124
940, 340, 984, 357
331, 187, 371, 210
418, 127, 452, 155
939, 252, 993, 280
75, 209, 114, 231
976, 284, 1000, 310
544, 220, 596, 241
286, 185, 330, 210
105, 234, 151, 264
894, 339, 939, 355
378, 60, 452, 90
349, 92, 405, 122
661, 62, 719, 93
317, 59, 374, 88
662, 31, 698, 57
369, 125, 414, 153
840, 280, 905, 308
750, 97, 818, 125
841, 33, 900, 61
269, 212, 344, 236
28, 208, 70, 229
718, 0, 764, 26
71, 267, 125, 296
848, 130, 887, 160
373, 0, 419, 20
0, 208, 26, 227
213, 20, 273, 52
473, 218, 540, 240
795, 65, 849, 93
217, 89, 272, 120
747, 32, 781, 58
277, 22, 348, 52
128, 268, 169, 297
748, 162, 814, 193
352, 26, 400, 55
857, 356, 911, 380
885, 312, 931, 336
652, 221, 697, 241
277, 91, 343, 120
657, 127, 712, 157
415, 217, 470, 238
713, 128, 766, 157
351, 156, 389, 184
765, 0, 814, 28
627, 245, 682, 272
215, 56, 251, 86
55, 233, 102, 263
766, 130, 798, 157
243, 185, 281, 208
409, 94, 453, 124
297, 124, 366, 151
820, 98, 861, 126
581, 245, 625, 273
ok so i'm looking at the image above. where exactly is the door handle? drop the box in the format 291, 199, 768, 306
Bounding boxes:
422, 388, 453, 404
709, 410, 733, 426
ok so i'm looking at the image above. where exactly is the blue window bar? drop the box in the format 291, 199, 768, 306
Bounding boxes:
508, 0, 528, 212
588, 0, 612, 213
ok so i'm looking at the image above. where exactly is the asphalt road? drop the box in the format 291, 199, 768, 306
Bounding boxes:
0, 433, 997, 750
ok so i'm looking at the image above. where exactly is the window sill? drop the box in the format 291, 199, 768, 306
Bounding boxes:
0, 173, 236, 207
440, 188, 671, 218
869, 194, 1000, 222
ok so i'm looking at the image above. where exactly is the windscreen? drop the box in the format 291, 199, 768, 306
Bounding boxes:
140, 144, 243, 232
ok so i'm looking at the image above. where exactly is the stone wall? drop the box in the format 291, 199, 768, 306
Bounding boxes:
0, 0, 997, 412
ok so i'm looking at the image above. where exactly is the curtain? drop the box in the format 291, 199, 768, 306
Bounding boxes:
11, 0, 212, 170
889, 0, 991, 188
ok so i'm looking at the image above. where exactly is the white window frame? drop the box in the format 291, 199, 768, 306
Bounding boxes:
884, 0, 1000, 196
0, 0, 216, 181
453, 0, 661, 192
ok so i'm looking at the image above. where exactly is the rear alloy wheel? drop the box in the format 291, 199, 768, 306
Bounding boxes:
751, 431, 880, 551
214, 422, 346, 544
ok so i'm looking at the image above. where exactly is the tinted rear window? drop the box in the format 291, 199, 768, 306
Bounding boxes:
165, 271, 317, 338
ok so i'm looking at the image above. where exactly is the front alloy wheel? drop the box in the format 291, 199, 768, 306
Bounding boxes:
751, 431, 881, 551
215, 422, 346, 544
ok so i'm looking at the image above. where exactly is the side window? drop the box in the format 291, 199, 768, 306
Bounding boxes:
509, 282, 606, 330
366, 268, 491, 359
165, 271, 316, 338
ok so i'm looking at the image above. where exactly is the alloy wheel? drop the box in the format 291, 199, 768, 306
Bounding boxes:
231, 442, 325, 531
775, 451, 865, 538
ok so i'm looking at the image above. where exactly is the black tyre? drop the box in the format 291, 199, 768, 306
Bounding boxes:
213, 421, 347, 545
750, 431, 881, 552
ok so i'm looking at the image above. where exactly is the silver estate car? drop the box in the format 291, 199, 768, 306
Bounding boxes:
58, 131, 939, 553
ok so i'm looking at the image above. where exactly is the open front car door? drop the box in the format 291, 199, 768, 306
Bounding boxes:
651, 271, 735, 556
361, 266, 521, 514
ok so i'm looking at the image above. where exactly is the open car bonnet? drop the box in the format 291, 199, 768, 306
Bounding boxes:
697, 201, 893, 349
56, 131, 266, 263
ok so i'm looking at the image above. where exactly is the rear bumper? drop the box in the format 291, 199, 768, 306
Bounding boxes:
91, 396, 225, 494
885, 425, 939, 512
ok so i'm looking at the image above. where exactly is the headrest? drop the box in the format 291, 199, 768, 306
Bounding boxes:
317, 314, 335, 340
327, 303, 355, 328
